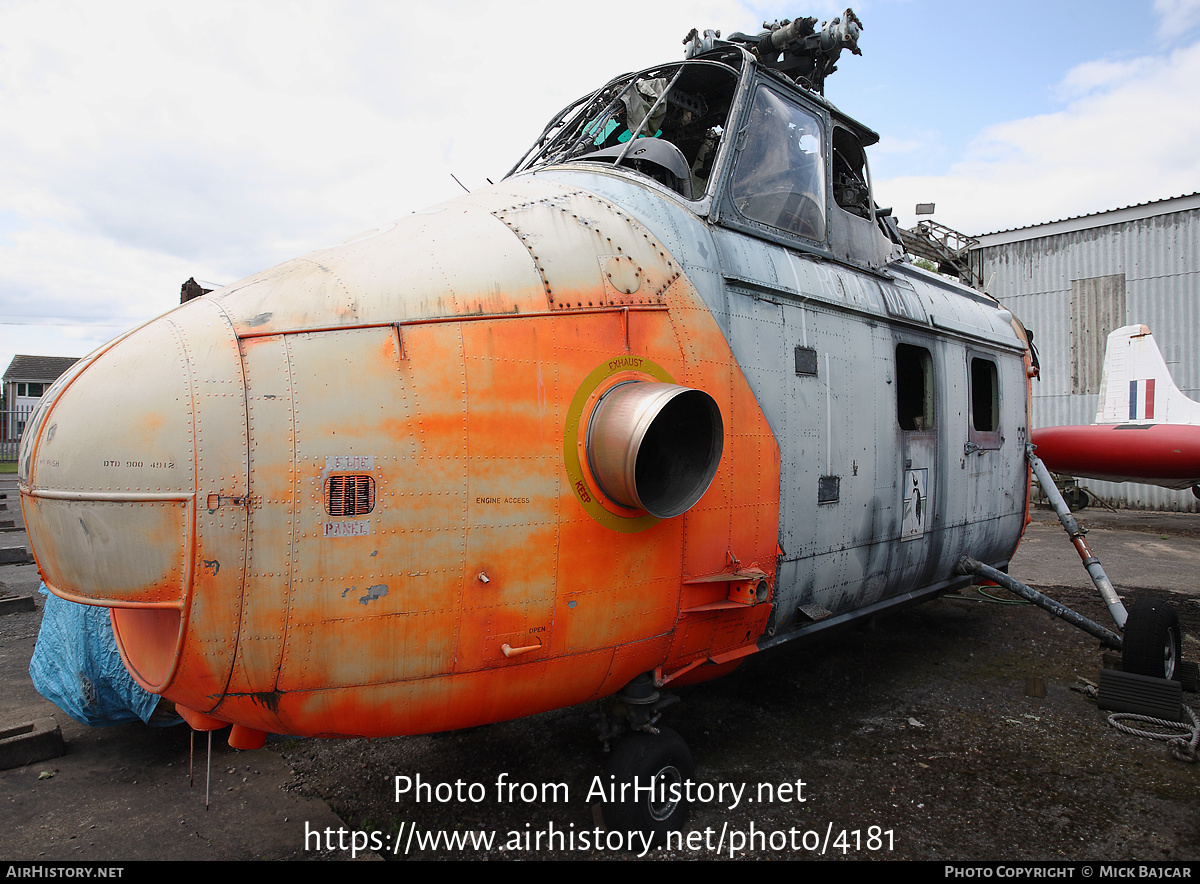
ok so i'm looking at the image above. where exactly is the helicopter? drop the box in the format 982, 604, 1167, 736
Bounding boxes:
20, 12, 1053, 837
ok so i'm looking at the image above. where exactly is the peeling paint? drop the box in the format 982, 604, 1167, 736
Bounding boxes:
359, 584, 388, 605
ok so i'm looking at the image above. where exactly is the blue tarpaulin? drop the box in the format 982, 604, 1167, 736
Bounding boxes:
29, 583, 161, 726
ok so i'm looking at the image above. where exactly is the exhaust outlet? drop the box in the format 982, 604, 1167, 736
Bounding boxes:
586, 382, 724, 518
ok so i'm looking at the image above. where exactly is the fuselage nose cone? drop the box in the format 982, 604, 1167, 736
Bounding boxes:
21, 298, 246, 696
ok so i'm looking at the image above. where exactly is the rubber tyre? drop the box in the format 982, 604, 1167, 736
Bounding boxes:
600, 727, 693, 841
1063, 486, 1090, 510
1122, 597, 1182, 681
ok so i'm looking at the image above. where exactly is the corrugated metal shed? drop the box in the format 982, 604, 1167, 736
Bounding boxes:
970, 193, 1200, 511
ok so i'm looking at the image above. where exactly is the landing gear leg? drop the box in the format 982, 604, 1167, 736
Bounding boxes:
596, 672, 691, 841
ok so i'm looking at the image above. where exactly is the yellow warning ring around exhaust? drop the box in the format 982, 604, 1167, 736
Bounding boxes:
564, 356, 674, 533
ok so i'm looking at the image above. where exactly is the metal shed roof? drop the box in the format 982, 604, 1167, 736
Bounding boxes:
976, 193, 1200, 248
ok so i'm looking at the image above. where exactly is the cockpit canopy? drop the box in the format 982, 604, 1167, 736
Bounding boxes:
508, 45, 901, 272
508, 54, 742, 202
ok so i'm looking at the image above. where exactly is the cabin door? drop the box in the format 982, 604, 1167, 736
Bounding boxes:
895, 341, 939, 574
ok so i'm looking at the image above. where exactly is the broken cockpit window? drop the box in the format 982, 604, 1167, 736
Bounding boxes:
508, 58, 741, 200
832, 126, 873, 221
592, 76, 670, 144
729, 86, 826, 241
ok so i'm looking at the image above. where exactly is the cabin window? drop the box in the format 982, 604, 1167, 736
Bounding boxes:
896, 344, 934, 431
970, 358, 999, 432
730, 87, 826, 241
968, 355, 1002, 449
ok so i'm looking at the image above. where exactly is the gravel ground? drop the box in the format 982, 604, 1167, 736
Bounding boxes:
275, 582, 1200, 861
5, 500, 1198, 862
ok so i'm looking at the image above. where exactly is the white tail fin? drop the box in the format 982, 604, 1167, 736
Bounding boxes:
1095, 324, 1200, 424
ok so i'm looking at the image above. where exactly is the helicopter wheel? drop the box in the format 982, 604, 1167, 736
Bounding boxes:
1122, 597, 1183, 681
600, 726, 692, 841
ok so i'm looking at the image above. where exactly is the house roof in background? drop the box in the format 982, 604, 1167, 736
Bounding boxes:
3, 355, 81, 384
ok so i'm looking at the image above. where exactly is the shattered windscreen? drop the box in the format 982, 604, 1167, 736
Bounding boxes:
508, 58, 741, 201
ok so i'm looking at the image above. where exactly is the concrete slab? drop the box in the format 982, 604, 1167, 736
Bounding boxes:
0, 595, 35, 615
1013, 505, 1200, 605
0, 716, 64, 770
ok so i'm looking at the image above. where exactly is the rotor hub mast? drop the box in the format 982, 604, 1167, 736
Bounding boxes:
687, 9, 864, 94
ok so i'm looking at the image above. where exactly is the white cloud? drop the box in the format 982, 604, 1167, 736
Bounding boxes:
1055, 57, 1155, 100
0, 0, 756, 372
877, 37, 1200, 233
874, 133, 937, 156
1155, 0, 1200, 37
3, 0, 1197, 377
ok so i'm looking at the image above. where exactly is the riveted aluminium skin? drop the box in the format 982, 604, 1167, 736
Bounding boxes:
19, 50, 1033, 741
20, 180, 782, 737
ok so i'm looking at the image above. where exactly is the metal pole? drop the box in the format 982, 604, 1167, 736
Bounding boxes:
614, 67, 686, 166
1027, 443, 1128, 628
956, 557, 1124, 650
206, 730, 212, 811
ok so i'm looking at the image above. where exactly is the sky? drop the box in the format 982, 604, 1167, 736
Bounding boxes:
1, 0, 1198, 376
